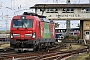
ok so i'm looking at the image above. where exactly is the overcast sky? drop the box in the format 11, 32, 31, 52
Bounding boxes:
0, 0, 89, 30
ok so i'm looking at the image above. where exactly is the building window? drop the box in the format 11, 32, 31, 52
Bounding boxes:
86, 32, 89, 35
86, 24, 89, 25
81, 8, 90, 13
37, 8, 42, 12
46, 8, 58, 13
62, 8, 74, 13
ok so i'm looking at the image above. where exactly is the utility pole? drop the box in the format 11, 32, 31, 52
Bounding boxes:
53, 0, 54, 3
66, 0, 70, 36
53, 0, 58, 3
5, 10, 8, 33
56, 0, 58, 3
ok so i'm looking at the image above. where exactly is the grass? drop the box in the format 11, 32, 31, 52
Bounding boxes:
0, 42, 10, 49
60, 43, 88, 60
60, 43, 86, 51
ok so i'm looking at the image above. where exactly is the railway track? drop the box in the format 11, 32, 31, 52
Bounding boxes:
0, 43, 88, 60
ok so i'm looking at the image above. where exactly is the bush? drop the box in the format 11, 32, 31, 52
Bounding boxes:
64, 35, 80, 40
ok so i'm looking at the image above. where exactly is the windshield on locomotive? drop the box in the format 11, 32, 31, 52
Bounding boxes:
12, 19, 33, 28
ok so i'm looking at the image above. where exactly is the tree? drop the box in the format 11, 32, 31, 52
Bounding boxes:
55, 22, 60, 28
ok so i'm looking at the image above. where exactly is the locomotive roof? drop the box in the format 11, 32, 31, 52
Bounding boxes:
23, 12, 54, 23
23, 12, 46, 18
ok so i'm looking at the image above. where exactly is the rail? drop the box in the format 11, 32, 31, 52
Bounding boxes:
0, 47, 88, 60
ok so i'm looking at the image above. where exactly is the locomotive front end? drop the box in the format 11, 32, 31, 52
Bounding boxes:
10, 16, 36, 51
10, 12, 56, 52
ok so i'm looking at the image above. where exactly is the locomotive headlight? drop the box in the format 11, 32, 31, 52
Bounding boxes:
32, 33, 36, 38
11, 35, 13, 38
10, 33, 13, 38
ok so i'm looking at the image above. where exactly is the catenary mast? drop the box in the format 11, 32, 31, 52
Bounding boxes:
66, 0, 70, 36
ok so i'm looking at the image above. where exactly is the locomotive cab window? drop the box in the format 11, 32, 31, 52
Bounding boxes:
12, 19, 33, 28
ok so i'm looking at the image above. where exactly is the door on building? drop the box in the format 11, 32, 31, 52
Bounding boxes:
85, 31, 90, 40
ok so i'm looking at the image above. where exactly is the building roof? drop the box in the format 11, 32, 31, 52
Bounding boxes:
30, 4, 90, 8
55, 27, 79, 30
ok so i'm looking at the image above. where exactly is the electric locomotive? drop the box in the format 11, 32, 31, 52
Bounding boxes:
10, 12, 56, 52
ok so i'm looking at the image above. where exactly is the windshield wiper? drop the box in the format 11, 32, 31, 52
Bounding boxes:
17, 27, 19, 30
21, 21, 27, 29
